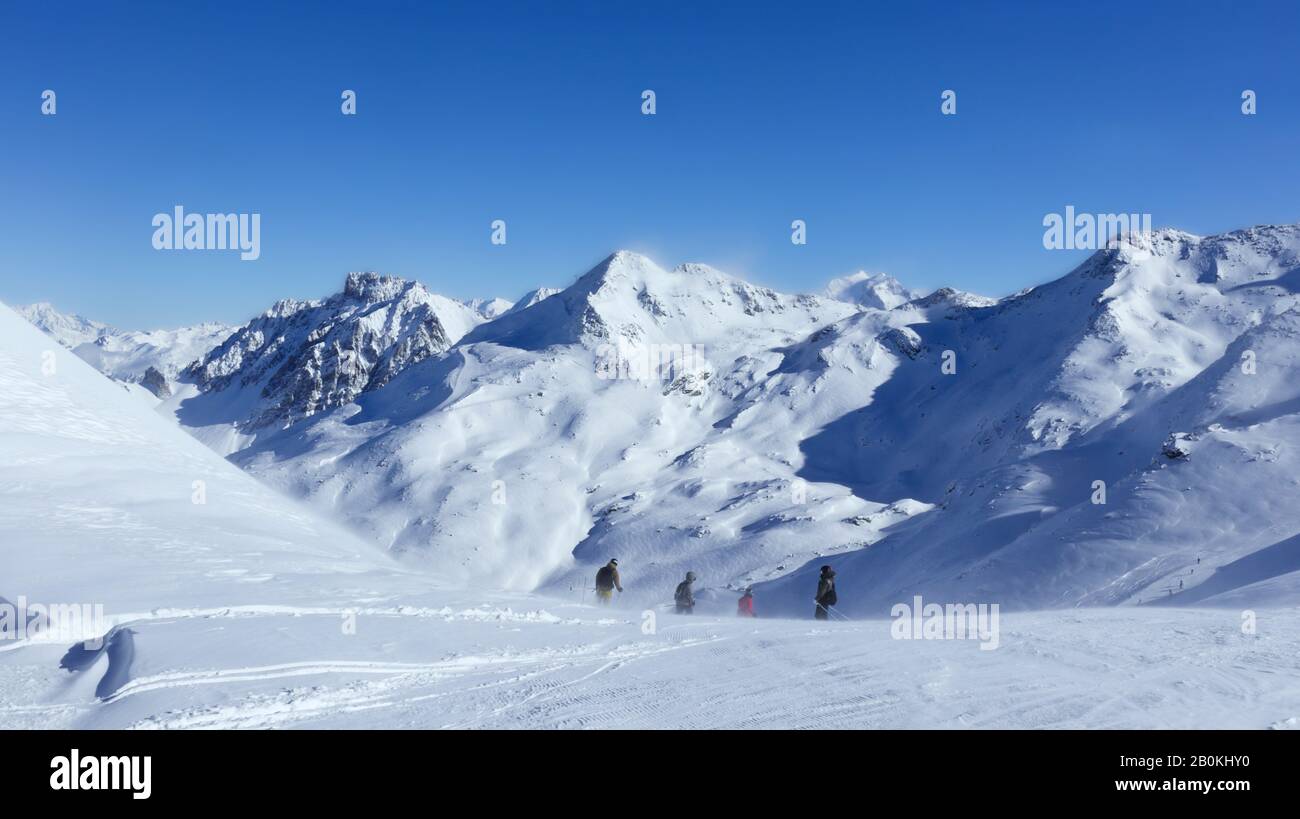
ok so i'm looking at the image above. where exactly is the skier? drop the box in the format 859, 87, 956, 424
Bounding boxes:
674, 571, 697, 614
814, 565, 837, 620
737, 587, 756, 618
594, 559, 622, 605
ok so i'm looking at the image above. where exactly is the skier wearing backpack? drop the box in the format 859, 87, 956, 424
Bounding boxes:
674, 571, 697, 614
594, 559, 622, 605
737, 587, 756, 618
814, 566, 837, 620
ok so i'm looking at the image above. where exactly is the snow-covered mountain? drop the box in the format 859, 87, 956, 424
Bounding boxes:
903, 286, 998, 313
18, 302, 117, 347
218, 252, 892, 594
18, 302, 233, 398
171, 271, 490, 452
824, 271, 918, 310
459, 251, 847, 351
772, 224, 1300, 613
71, 323, 236, 397
465, 296, 513, 320
121, 224, 1300, 616
507, 286, 561, 314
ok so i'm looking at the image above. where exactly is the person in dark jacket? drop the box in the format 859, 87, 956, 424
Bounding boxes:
814, 566, 837, 620
674, 571, 697, 614
595, 559, 622, 605
737, 587, 756, 618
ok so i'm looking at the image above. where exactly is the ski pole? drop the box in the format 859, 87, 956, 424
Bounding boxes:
826, 605, 852, 621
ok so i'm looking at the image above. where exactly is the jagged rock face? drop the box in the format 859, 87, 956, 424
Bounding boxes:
184, 272, 483, 429
139, 366, 172, 399
879, 326, 923, 359
1161, 432, 1196, 460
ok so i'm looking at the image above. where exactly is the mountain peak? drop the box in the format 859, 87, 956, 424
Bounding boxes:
507, 287, 560, 314
343, 271, 413, 303
576, 250, 665, 288
465, 297, 514, 320
904, 286, 996, 310
606, 249, 656, 266
181, 272, 488, 436
825, 270, 917, 310
461, 253, 855, 352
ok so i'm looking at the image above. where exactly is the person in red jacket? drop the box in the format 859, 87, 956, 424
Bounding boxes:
737, 587, 756, 617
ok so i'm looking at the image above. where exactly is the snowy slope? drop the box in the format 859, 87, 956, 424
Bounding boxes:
0, 300, 399, 616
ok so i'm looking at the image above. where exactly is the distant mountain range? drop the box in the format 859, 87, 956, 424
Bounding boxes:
15, 225, 1300, 614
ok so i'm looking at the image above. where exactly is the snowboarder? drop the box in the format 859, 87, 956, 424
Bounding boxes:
814, 566, 837, 620
595, 559, 622, 605
737, 587, 756, 617
674, 571, 697, 614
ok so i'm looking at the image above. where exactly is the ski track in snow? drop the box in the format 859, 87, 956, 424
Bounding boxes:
124, 630, 725, 730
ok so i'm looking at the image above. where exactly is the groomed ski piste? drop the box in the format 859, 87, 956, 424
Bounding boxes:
4, 293, 1300, 731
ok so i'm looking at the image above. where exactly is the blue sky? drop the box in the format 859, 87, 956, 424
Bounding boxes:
2, 0, 1298, 328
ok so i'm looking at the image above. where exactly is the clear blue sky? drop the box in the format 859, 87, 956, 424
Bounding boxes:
2, 0, 1298, 329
